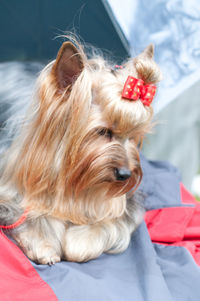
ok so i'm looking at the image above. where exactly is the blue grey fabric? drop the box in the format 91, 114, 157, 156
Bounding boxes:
139, 154, 182, 210
31, 156, 200, 300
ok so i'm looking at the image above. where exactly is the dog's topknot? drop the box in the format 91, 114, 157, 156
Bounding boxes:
134, 44, 162, 84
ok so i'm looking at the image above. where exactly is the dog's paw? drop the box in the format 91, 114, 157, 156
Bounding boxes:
24, 247, 61, 265
37, 253, 61, 265
63, 225, 106, 262
26, 246, 61, 265
15, 233, 62, 265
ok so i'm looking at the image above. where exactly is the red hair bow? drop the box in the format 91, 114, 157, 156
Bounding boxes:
122, 76, 157, 106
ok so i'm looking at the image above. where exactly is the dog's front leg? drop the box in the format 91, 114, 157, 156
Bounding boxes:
63, 219, 133, 262
63, 223, 110, 262
13, 216, 66, 265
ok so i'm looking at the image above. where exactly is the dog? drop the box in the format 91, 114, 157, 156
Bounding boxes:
0, 37, 161, 264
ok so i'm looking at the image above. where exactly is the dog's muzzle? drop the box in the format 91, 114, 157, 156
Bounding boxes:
115, 168, 131, 181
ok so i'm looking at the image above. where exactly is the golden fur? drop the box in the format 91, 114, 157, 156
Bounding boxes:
0, 37, 161, 263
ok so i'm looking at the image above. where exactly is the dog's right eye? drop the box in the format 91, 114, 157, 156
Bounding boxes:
98, 128, 113, 140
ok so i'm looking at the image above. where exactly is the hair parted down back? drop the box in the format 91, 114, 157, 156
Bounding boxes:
0, 36, 162, 263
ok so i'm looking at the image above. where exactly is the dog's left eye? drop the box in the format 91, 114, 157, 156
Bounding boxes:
98, 128, 113, 140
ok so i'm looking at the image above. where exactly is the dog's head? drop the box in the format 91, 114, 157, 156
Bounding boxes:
14, 39, 161, 224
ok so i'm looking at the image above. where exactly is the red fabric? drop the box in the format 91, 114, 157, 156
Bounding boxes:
180, 183, 199, 205
121, 76, 156, 106
145, 184, 200, 265
0, 231, 58, 301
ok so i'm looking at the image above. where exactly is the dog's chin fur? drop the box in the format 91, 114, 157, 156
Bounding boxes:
0, 37, 161, 263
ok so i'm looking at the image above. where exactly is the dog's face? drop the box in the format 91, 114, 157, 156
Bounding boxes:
14, 41, 161, 224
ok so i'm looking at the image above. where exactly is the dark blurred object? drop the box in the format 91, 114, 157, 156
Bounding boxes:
0, 0, 129, 62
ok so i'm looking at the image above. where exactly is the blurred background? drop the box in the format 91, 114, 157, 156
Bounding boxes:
0, 0, 200, 193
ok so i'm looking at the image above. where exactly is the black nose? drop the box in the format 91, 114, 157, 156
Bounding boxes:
115, 168, 131, 181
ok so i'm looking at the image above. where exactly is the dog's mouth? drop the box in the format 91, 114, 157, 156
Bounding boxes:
75, 165, 142, 199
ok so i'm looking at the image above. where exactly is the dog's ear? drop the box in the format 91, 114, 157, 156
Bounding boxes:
140, 44, 154, 59
52, 41, 84, 90
133, 44, 162, 83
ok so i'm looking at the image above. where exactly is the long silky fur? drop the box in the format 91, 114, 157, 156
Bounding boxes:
0, 37, 161, 263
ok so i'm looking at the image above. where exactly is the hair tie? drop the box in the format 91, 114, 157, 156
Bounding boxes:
122, 76, 156, 106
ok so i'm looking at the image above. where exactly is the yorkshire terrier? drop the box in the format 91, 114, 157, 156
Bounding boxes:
0, 37, 161, 264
